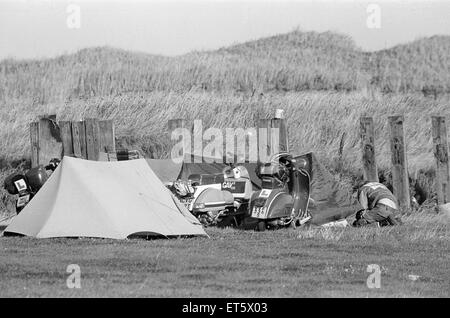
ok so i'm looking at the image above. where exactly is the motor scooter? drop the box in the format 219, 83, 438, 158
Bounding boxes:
247, 152, 311, 231
3, 159, 60, 214
170, 165, 253, 227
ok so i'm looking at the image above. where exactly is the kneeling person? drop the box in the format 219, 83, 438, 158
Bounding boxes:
353, 181, 403, 227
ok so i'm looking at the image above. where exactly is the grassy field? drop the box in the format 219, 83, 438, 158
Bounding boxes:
0, 213, 448, 298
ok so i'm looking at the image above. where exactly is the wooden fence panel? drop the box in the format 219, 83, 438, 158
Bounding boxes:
30, 117, 115, 162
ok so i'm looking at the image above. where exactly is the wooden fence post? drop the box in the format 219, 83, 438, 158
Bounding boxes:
85, 118, 100, 161
258, 118, 271, 163
360, 116, 379, 182
59, 121, 74, 157
271, 118, 288, 153
257, 111, 288, 163
30, 122, 39, 167
431, 116, 450, 205
98, 120, 116, 153
388, 115, 411, 210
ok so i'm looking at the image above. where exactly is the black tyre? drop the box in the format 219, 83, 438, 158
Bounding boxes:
289, 220, 297, 229
217, 215, 235, 228
257, 220, 266, 232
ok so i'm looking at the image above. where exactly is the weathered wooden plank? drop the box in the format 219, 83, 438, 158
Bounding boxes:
85, 118, 100, 161
258, 114, 287, 163
59, 121, 74, 157
271, 118, 288, 153
258, 118, 271, 163
30, 122, 39, 167
38, 116, 63, 166
431, 116, 450, 205
360, 116, 379, 182
71, 121, 87, 159
388, 115, 411, 210
98, 120, 116, 153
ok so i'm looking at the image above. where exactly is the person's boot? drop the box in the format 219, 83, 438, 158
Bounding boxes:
386, 215, 402, 226
352, 218, 368, 227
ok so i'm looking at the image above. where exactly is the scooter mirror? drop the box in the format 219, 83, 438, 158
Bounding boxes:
233, 168, 241, 179
296, 158, 308, 170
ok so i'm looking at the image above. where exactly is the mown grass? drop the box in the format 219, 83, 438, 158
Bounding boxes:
0, 213, 448, 297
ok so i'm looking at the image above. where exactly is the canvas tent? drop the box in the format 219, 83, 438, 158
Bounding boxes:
4, 156, 207, 239
147, 152, 357, 225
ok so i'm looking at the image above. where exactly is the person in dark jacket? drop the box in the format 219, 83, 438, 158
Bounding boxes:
352, 181, 403, 227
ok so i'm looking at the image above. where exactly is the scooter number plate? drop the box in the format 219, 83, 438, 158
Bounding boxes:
17, 195, 30, 208
222, 181, 235, 190
14, 179, 27, 192
251, 206, 268, 219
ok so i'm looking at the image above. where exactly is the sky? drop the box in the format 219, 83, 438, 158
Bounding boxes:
0, 0, 450, 60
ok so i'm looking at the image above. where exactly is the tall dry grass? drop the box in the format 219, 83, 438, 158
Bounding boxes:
1, 90, 448, 172
1, 31, 449, 105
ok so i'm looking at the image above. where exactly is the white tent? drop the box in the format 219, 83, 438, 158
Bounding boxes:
4, 156, 207, 239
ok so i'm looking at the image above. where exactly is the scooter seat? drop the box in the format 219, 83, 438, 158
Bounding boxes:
188, 173, 224, 186
200, 173, 225, 185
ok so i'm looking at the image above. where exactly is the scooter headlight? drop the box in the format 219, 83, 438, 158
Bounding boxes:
233, 168, 241, 179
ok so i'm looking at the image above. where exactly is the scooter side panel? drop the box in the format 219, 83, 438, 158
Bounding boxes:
249, 189, 292, 220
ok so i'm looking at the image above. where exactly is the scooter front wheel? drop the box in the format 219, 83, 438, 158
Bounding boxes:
289, 219, 297, 229
257, 220, 266, 232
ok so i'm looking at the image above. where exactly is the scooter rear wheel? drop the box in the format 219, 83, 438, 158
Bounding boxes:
257, 220, 266, 232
